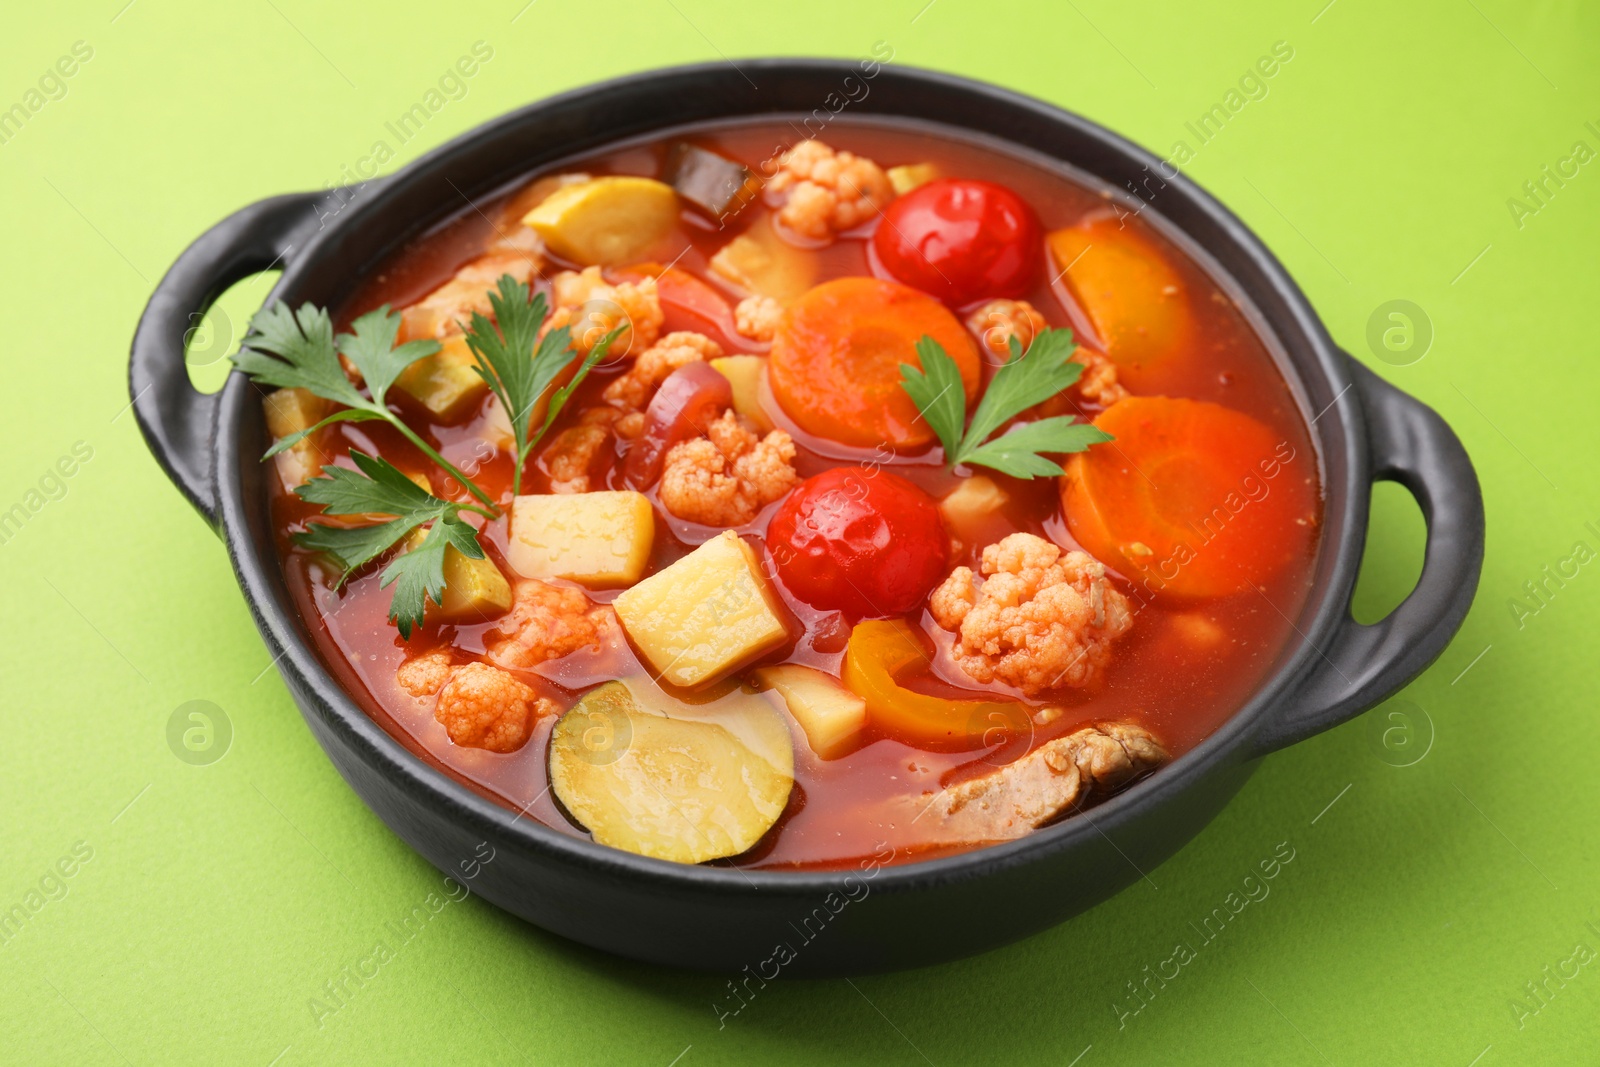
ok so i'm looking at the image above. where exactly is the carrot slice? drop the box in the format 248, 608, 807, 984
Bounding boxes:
1061, 397, 1318, 599
1048, 216, 1193, 383
769, 277, 980, 449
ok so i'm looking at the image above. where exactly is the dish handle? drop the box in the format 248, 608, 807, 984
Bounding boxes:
1249, 357, 1485, 757
128, 190, 333, 530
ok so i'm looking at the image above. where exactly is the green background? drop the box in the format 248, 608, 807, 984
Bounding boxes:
2, 0, 1595, 1062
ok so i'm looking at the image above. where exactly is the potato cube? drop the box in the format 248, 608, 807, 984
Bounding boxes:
888, 163, 939, 195
263, 387, 334, 490
614, 530, 788, 688
753, 664, 866, 759
707, 221, 816, 301
709, 355, 774, 433
507, 492, 655, 587
394, 334, 488, 421
405, 528, 512, 621
523, 176, 678, 266
939, 476, 1009, 532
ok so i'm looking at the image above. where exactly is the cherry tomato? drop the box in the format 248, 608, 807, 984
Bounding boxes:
768, 467, 947, 618
870, 178, 1043, 306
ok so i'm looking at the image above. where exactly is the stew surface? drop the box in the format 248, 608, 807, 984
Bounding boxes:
257, 117, 1322, 870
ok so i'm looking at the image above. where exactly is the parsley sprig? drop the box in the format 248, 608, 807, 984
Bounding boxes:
899, 327, 1114, 478
294, 450, 487, 638
461, 277, 621, 496
235, 302, 499, 511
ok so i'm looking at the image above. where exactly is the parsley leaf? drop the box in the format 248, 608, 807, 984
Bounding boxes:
462, 276, 622, 495
292, 450, 486, 638
899, 337, 967, 460
898, 327, 1114, 478
235, 302, 498, 511
960, 416, 1113, 478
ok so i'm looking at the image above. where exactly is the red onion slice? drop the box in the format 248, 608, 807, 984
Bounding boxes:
621, 362, 733, 488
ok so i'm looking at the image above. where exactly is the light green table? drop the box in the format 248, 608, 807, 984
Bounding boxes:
2, 1, 1596, 1063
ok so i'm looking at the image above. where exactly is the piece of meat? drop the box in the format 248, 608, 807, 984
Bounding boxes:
929, 532, 1133, 695
602, 331, 723, 412
544, 266, 664, 356
966, 299, 1047, 361
484, 579, 617, 669
433, 661, 553, 753
657, 410, 799, 526
734, 295, 783, 342
400, 250, 543, 341
396, 647, 456, 698
927, 722, 1168, 843
765, 139, 894, 241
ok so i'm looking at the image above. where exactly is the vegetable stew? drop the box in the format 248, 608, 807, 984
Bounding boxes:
244, 119, 1322, 870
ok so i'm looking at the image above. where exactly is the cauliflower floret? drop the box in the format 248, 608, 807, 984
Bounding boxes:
602, 331, 723, 412
929, 533, 1132, 695
433, 661, 552, 753
545, 266, 664, 356
485, 579, 617, 669
539, 407, 618, 494
400, 250, 542, 341
734, 295, 783, 342
396, 647, 456, 698
964, 300, 1127, 409
534, 330, 724, 491
658, 410, 798, 526
765, 139, 894, 241
1072, 348, 1128, 408
967, 299, 1047, 361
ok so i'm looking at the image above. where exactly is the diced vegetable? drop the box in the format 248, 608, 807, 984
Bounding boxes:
500, 172, 590, 230
1047, 217, 1193, 379
613, 530, 789, 688
939, 476, 1009, 532
661, 142, 759, 220
620, 363, 732, 488
403, 527, 512, 621
842, 618, 1028, 749
753, 664, 866, 759
548, 680, 793, 864
262, 387, 333, 489
523, 176, 679, 266
769, 277, 979, 449
708, 355, 774, 433
887, 163, 939, 195
1060, 396, 1318, 598
393, 334, 489, 421
707, 221, 817, 301
506, 491, 655, 587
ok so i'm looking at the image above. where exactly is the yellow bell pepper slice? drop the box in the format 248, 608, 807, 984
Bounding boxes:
842, 619, 1027, 749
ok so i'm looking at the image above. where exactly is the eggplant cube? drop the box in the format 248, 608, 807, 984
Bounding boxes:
662, 142, 759, 220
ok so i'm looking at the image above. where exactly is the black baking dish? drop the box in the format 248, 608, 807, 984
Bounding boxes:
130, 60, 1483, 975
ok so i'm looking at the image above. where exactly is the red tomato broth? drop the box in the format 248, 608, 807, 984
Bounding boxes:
269, 118, 1323, 870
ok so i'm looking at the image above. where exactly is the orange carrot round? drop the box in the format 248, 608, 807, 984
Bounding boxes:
769, 277, 980, 449
1061, 396, 1319, 599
